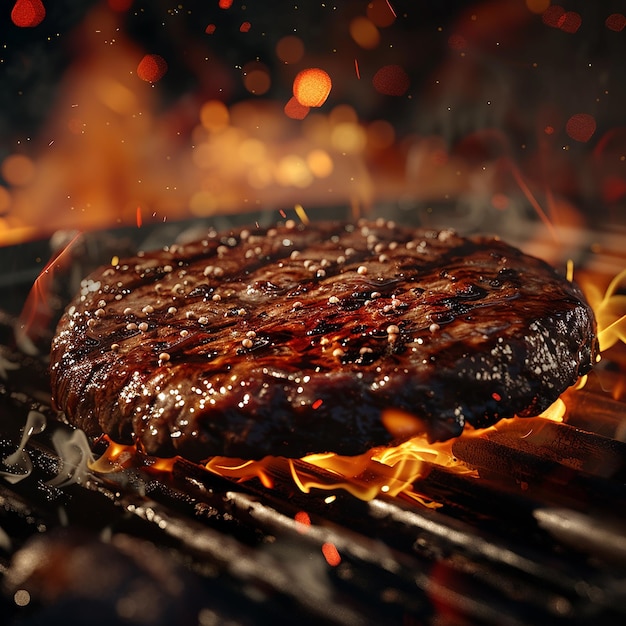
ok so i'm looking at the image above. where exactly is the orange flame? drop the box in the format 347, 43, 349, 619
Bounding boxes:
582, 268, 626, 352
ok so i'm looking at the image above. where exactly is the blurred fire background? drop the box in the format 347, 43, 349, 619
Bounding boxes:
0, 0, 625, 249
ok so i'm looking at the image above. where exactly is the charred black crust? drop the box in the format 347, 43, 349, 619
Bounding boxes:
50, 220, 598, 460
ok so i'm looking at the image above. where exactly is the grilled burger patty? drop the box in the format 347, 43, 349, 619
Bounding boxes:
50, 220, 598, 460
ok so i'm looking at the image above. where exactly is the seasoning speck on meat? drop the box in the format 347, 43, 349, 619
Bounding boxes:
50, 220, 598, 461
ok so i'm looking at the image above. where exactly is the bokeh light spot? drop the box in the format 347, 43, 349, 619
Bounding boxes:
544, 125, 554, 135
136, 54, 168, 83
2, 154, 36, 186
372, 64, 410, 96
558, 11, 581, 34
240, 21, 251, 33
242, 62, 271, 95
276, 35, 305, 64
11, 0, 45, 28
284, 97, 310, 120
606, 13, 626, 32
218, 0, 233, 8
565, 113, 596, 143
349, 16, 380, 49
293, 69, 332, 107
307, 150, 333, 178
525, 0, 550, 14
205, 24, 216, 35
542, 5, 565, 28
200, 100, 230, 132
367, 0, 396, 27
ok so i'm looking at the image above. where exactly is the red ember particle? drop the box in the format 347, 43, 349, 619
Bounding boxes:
219, 0, 233, 8
293, 68, 332, 107
372, 64, 410, 96
284, 96, 310, 120
355, 58, 361, 79
11, 0, 46, 28
137, 54, 168, 83
205, 23, 216, 35
606, 13, 626, 32
558, 11, 581, 34
240, 21, 251, 33
322, 542, 341, 567
492, 392, 502, 401
312, 399, 323, 410
544, 125, 555, 135
136, 205, 142, 228
566, 113, 596, 143
541, 5, 565, 28
279, 209, 287, 218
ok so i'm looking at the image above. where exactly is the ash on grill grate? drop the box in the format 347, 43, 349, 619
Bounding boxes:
2, 224, 626, 626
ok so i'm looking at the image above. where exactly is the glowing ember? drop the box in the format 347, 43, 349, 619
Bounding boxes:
10, 0, 45, 28
321, 542, 341, 567
292, 68, 332, 108
136, 54, 168, 83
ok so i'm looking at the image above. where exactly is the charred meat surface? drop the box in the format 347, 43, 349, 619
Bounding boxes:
50, 220, 597, 460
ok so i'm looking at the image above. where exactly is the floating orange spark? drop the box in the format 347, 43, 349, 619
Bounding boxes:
292, 68, 332, 107
137, 54, 168, 83
136, 205, 142, 228
354, 58, 361, 79
11, 0, 45, 28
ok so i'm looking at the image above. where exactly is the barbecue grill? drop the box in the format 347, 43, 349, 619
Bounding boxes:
2, 2, 626, 624
1, 214, 625, 626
